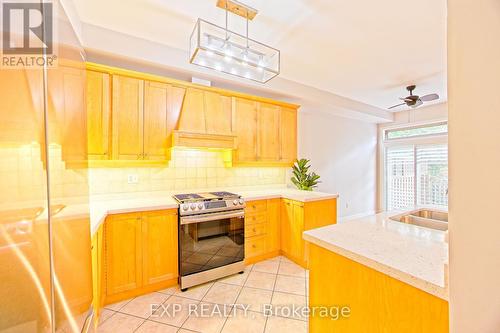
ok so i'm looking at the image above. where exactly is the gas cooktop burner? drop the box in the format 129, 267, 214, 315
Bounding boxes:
172, 191, 245, 215
173, 192, 239, 203
173, 193, 203, 201
209, 191, 238, 198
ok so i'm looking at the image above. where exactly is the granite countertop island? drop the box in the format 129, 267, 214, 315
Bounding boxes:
303, 211, 449, 300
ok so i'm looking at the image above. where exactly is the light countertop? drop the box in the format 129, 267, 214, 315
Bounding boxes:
303, 211, 449, 300
89, 186, 338, 235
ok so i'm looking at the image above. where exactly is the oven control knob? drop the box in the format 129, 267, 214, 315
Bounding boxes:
233, 200, 238, 206
197, 203, 204, 210
239, 199, 244, 205
190, 203, 196, 210
181, 204, 189, 211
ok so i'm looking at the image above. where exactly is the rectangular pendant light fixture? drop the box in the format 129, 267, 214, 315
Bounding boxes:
189, 1, 280, 83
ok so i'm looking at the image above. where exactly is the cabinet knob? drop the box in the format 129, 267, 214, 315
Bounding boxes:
252, 228, 256, 232
252, 244, 256, 248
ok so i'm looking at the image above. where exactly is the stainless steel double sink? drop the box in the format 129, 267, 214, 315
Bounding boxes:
389, 209, 448, 231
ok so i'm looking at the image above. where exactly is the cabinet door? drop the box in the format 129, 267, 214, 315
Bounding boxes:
112, 75, 144, 160
105, 213, 143, 295
258, 103, 280, 161
291, 202, 305, 262
205, 91, 233, 135
92, 224, 105, 315
144, 81, 169, 160
142, 210, 178, 286
234, 98, 258, 162
280, 107, 298, 164
86, 70, 110, 159
56, 66, 88, 165
267, 199, 281, 253
178, 88, 206, 133
280, 199, 294, 256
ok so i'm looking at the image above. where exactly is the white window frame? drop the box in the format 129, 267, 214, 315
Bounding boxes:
381, 121, 448, 211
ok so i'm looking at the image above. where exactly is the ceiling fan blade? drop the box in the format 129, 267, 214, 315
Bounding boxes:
388, 103, 406, 110
420, 93, 439, 102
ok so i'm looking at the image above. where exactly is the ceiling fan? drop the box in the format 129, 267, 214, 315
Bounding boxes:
388, 85, 439, 109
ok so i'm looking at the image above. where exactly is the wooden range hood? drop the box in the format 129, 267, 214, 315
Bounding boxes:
170, 87, 237, 150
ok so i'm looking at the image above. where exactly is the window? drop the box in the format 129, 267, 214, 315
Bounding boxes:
385, 122, 448, 140
385, 123, 448, 210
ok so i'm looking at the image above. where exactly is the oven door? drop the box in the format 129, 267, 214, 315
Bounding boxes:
179, 210, 245, 277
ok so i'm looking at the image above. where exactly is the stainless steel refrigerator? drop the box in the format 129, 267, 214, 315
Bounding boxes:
0, 1, 93, 332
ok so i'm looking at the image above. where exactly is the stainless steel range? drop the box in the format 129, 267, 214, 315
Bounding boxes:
173, 191, 245, 291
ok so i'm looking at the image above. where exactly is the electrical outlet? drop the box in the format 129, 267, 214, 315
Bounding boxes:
127, 174, 139, 184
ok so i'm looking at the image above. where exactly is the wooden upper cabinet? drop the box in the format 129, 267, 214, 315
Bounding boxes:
0, 69, 44, 144
141, 210, 178, 286
46, 65, 88, 166
86, 70, 110, 159
144, 81, 169, 160
85, 64, 298, 165
258, 103, 280, 161
112, 75, 144, 160
178, 88, 206, 133
105, 213, 143, 295
205, 92, 232, 135
234, 98, 258, 162
280, 107, 298, 164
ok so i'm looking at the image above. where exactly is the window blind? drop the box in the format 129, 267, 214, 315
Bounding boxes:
416, 144, 448, 207
386, 146, 415, 210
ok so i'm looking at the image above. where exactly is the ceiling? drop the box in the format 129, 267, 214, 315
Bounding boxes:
71, 0, 447, 111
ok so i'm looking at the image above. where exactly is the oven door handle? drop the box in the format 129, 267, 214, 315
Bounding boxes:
180, 211, 244, 225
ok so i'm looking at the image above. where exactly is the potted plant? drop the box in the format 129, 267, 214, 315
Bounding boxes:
291, 158, 321, 191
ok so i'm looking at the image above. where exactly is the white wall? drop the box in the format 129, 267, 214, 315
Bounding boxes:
448, 1, 500, 332
298, 110, 377, 219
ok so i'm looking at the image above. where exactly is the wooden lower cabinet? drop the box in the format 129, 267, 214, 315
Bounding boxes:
244, 198, 282, 263
281, 198, 337, 268
142, 210, 178, 285
102, 209, 178, 304
266, 199, 281, 253
91, 224, 105, 317
245, 197, 336, 266
308, 244, 449, 333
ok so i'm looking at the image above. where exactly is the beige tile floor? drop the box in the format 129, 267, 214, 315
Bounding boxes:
97, 256, 309, 333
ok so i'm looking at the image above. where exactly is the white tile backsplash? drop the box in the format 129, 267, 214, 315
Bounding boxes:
88, 148, 288, 195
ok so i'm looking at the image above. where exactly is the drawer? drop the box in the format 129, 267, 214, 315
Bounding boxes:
245, 213, 267, 225
245, 235, 266, 258
245, 222, 266, 238
245, 200, 267, 214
